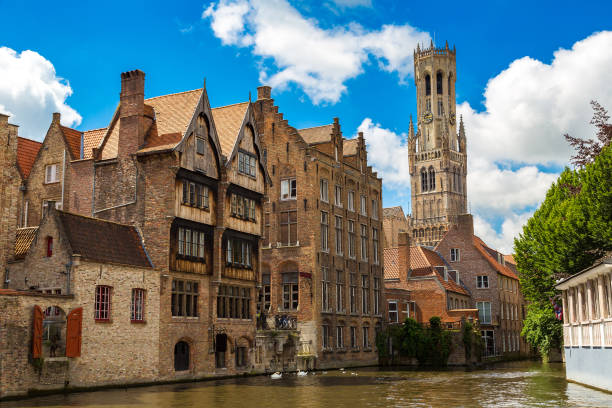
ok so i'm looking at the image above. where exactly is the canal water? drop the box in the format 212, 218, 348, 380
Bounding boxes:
3, 361, 612, 407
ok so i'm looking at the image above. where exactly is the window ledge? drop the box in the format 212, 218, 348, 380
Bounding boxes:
336, 348, 347, 353
362, 347, 373, 352
171, 316, 200, 320
131, 320, 146, 324
351, 347, 360, 353
321, 310, 334, 315
94, 318, 112, 323
322, 347, 333, 354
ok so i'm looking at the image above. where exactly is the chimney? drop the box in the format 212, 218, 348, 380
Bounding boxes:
257, 86, 271, 100
398, 232, 410, 280
455, 214, 474, 236
118, 70, 146, 156
52, 112, 61, 124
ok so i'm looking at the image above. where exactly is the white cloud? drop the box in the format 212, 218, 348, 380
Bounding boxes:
203, 0, 430, 104
356, 118, 409, 190
457, 31, 612, 166
329, 0, 372, 8
0, 47, 81, 140
473, 213, 532, 254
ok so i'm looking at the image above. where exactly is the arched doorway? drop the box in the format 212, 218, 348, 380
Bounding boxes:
174, 341, 190, 371
43, 306, 67, 357
215, 333, 227, 368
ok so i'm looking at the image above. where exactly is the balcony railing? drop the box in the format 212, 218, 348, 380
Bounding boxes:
564, 318, 612, 348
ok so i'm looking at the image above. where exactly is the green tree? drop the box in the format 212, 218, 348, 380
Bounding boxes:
515, 104, 612, 357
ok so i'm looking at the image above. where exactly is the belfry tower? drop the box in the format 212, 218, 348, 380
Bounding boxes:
408, 41, 467, 247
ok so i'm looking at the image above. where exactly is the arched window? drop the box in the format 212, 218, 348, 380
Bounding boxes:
425, 74, 431, 96
174, 341, 190, 371
428, 167, 436, 191
420, 168, 428, 192
436, 72, 443, 95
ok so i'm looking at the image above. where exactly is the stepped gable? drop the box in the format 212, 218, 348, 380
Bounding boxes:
299, 124, 333, 145
343, 138, 358, 156
211, 101, 250, 158
16, 137, 42, 178
14, 227, 38, 259
56, 211, 152, 268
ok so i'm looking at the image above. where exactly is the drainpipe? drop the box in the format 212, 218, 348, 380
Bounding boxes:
61, 148, 66, 209
65, 259, 72, 295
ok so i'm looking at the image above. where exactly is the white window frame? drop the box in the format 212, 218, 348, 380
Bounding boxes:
450, 248, 460, 262
280, 178, 297, 200
45, 164, 59, 184
477, 301, 492, 324
477, 275, 489, 289
360, 195, 367, 216
388, 301, 398, 323
320, 179, 329, 202
335, 185, 342, 207
347, 191, 355, 211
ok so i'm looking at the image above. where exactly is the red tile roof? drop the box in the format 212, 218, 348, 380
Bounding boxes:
82, 128, 106, 160
473, 236, 518, 280
14, 227, 38, 259
16, 137, 42, 179
60, 125, 82, 159
383, 247, 400, 280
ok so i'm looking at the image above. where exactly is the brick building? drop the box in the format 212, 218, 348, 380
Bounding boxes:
251, 86, 384, 369
1, 208, 157, 399
435, 214, 527, 357
384, 232, 476, 326
382, 206, 409, 248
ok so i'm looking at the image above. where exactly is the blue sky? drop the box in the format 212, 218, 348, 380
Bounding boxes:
1, 0, 611, 252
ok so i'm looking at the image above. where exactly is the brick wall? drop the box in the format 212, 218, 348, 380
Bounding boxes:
0, 114, 21, 276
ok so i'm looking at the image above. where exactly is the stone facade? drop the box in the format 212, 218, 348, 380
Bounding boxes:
252, 86, 384, 369
408, 43, 467, 247
435, 214, 527, 357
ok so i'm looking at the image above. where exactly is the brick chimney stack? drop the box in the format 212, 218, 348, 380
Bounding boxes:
118, 70, 146, 156
398, 231, 411, 281
455, 214, 474, 236
52, 112, 61, 124
257, 86, 271, 100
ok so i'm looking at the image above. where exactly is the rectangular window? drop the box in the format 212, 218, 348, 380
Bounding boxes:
350, 326, 357, 348
320, 179, 329, 202
360, 224, 368, 260
238, 151, 257, 177
322, 267, 330, 312
263, 212, 271, 247
388, 301, 398, 323
282, 272, 299, 310
477, 275, 489, 289
182, 180, 209, 209
217, 285, 251, 319
172, 280, 199, 317
335, 216, 343, 255
336, 270, 344, 312
131, 289, 145, 322
321, 212, 329, 251
95, 285, 111, 321
335, 185, 342, 207
362, 326, 370, 348
280, 210, 298, 245
450, 248, 460, 262
322, 325, 330, 349
371, 199, 378, 219
347, 191, 355, 211
361, 275, 369, 314
45, 164, 59, 183
280, 178, 297, 200
46, 236, 53, 257
230, 194, 256, 222
374, 277, 380, 315
189, 182, 196, 206
477, 301, 491, 324
360, 195, 367, 216
262, 274, 271, 311
177, 227, 206, 261
350, 272, 357, 314
372, 228, 379, 264
226, 238, 252, 268
348, 220, 356, 258
336, 326, 344, 348
196, 136, 205, 155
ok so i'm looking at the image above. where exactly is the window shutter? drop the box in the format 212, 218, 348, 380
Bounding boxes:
66, 307, 83, 357
32, 305, 43, 358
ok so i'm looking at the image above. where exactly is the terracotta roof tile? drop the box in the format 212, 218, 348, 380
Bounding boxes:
299, 124, 333, 145
145, 89, 201, 138
343, 138, 358, 156
383, 247, 400, 280
16, 137, 42, 179
211, 102, 249, 158
57, 211, 151, 268
504, 254, 516, 265
473, 236, 518, 280
82, 128, 106, 159
14, 227, 38, 259
412, 246, 469, 295
60, 125, 82, 159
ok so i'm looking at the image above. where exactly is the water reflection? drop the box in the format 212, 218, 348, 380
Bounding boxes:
3, 362, 612, 408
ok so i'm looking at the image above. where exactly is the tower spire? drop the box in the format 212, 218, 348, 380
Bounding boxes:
458, 114, 465, 139
409, 114, 414, 139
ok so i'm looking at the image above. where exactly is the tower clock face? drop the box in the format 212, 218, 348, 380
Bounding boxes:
449, 113, 456, 125
422, 111, 433, 124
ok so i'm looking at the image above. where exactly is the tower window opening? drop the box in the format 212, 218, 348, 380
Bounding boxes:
420, 168, 428, 192
428, 167, 436, 191
436, 72, 443, 95
425, 75, 431, 96
438, 100, 444, 115
448, 74, 452, 96
426, 99, 431, 112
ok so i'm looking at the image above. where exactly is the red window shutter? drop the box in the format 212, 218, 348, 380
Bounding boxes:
66, 307, 83, 357
32, 305, 43, 358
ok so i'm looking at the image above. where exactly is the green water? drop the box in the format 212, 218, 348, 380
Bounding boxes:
3, 361, 612, 407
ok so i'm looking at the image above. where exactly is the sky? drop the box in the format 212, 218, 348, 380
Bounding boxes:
1, 0, 611, 253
